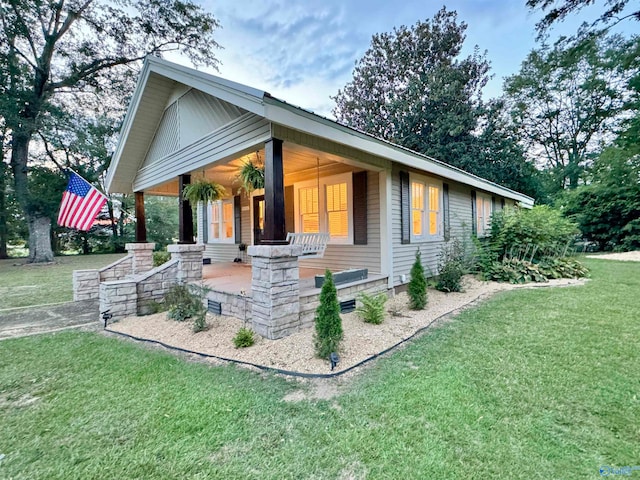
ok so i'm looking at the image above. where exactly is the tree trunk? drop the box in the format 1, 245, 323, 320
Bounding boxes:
0, 157, 8, 259
10, 129, 56, 263
28, 216, 54, 263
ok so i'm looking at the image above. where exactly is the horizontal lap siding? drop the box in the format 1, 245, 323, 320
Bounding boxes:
299, 171, 381, 273
391, 164, 479, 286
134, 113, 270, 191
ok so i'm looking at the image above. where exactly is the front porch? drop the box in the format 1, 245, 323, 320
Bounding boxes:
201, 261, 389, 332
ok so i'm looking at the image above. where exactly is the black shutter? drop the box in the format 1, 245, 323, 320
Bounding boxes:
400, 171, 410, 244
353, 171, 368, 245
471, 190, 477, 236
501, 198, 506, 209
201, 203, 208, 243
491, 196, 496, 213
234, 195, 241, 244
284, 186, 294, 235
443, 183, 450, 242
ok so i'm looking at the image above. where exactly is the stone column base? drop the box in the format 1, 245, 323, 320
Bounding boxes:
248, 244, 303, 339
125, 242, 156, 274
168, 243, 205, 282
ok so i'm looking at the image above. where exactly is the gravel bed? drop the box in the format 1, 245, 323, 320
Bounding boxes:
109, 275, 586, 375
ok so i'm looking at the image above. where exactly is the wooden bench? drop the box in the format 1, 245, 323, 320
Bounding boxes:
286, 232, 330, 259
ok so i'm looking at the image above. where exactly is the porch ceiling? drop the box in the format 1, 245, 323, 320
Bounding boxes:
146, 143, 358, 196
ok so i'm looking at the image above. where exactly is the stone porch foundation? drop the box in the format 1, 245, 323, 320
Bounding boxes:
248, 244, 303, 339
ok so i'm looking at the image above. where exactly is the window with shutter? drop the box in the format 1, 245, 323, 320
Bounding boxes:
408, 173, 443, 242
208, 199, 235, 243
293, 172, 353, 244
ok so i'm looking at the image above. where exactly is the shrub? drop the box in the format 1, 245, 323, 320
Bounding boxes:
164, 284, 210, 328
408, 250, 427, 310
490, 206, 579, 260
153, 250, 171, 267
314, 270, 343, 359
486, 257, 589, 284
435, 241, 465, 293
233, 327, 255, 348
356, 292, 387, 324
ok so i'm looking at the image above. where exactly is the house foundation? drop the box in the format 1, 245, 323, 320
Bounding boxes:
248, 244, 303, 339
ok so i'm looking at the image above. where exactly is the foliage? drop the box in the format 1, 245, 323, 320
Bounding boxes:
153, 251, 171, 267
355, 292, 388, 325
192, 310, 208, 333
527, 0, 639, 37
435, 241, 466, 293
314, 270, 343, 359
233, 327, 255, 348
489, 206, 579, 260
559, 140, 640, 251
408, 250, 428, 310
237, 160, 264, 194
181, 179, 225, 206
333, 9, 486, 169
503, 34, 638, 195
486, 256, 589, 284
164, 284, 205, 323
1, 0, 220, 262
332, 9, 541, 196
145, 196, 179, 249
473, 205, 588, 283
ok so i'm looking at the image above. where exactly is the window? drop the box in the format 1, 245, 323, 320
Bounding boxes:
476, 193, 493, 236
208, 199, 234, 243
299, 186, 319, 233
294, 172, 353, 244
410, 174, 442, 242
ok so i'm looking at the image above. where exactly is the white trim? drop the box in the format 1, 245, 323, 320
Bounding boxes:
476, 193, 493, 237
293, 172, 354, 245
379, 170, 394, 290
208, 199, 235, 244
107, 57, 534, 208
409, 173, 444, 243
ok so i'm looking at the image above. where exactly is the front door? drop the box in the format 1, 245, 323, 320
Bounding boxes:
253, 195, 265, 245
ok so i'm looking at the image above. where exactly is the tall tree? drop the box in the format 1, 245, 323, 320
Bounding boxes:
527, 0, 640, 36
0, 0, 220, 262
503, 34, 638, 194
333, 8, 489, 171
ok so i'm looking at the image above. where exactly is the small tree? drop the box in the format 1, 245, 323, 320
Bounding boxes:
408, 250, 428, 310
314, 270, 343, 359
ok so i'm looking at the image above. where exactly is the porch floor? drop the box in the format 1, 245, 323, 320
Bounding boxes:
200, 262, 385, 297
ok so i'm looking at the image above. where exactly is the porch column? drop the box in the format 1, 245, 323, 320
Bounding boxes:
134, 191, 147, 243
178, 174, 195, 244
262, 138, 287, 245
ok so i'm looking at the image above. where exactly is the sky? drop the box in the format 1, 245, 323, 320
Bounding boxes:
174, 0, 624, 118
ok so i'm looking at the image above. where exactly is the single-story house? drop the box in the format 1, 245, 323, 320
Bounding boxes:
105, 56, 533, 338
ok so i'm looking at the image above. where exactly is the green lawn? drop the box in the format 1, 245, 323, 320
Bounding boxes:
0, 259, 638, 479
0, 254, 126, 310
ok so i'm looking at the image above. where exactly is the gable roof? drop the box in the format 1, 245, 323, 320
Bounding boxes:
107, 56, 534, 207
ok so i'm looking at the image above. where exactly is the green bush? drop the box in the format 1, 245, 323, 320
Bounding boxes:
435, 240, 465, 293
490, 206, 579, 260
486, 257, 589, 284
192, 311, 208, 333
408, 250, 427, 310
164, 284, 205, 322
356, 292, 387, 324
233, 327, 255, 348
314, 270, 343, 359
153, 250, 171, 267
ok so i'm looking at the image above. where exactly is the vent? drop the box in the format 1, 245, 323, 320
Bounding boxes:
340, 299, 356, 313
207, 300, 222, 315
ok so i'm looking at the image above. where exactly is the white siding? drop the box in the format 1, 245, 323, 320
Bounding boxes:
299, 170, 381, 273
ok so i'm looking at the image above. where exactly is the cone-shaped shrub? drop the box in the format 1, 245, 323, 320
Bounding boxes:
314, 270, 343, 359
408, 249, 428, 310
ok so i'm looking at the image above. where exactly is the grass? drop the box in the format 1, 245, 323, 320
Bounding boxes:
0, 254, 125, 310
0, 258, 638, 479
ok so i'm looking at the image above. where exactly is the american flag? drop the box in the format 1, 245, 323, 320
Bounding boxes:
57, 172, 108, 231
